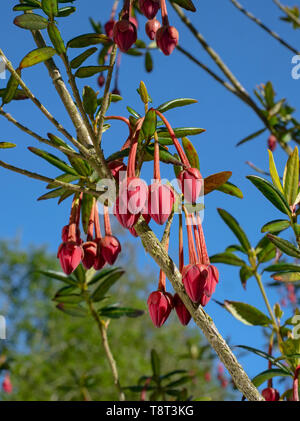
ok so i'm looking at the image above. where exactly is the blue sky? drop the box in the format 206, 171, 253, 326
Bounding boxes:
0, 0, 299, 395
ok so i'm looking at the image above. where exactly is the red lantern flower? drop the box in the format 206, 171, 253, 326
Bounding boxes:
139, 0, 160, 20
262, 387, 280, 401
57, 241, 83, 275
105, 19, 115, 38
156, 25, 179, 56
145, 18, 161, 40
147, 290, 173, 328
113, 19, 137, 52
173, 293, 191, 326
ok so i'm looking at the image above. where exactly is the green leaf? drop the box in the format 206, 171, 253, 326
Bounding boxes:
264, 262, 300, 273
142, 109, 157, 140
41, 0, 58, 18
38, 270, 77, 286
145, 144, 184, 166
70, 47, 97, 69
2, 70, 21, 106
255, 236, 276, 263
38, 187, 66, 201
157, 98, 197, 113
0, 88, 28, 101
252, 369, 291, 388
261, 219, 290, 233
88, 267, 121, 285
75, 65, 110, 78
247, 175, 291, 215
28, 147, 78, 175
0, 142, 16, 149
283, 146, 299, 206
54, 292, 83, 305
13, 13, 49, 30
157, 127, 205, 138
236, 128, 267, 147
145, 51, 153, 73
216, 181, 243, 199
182, 137, 199, 170
204, 171, 232, 195
67, 33, 111, 48
217, 208, 251, 252
99, 306, 144, 319
222, 300, 272, 326
170, 0, 196, 12
19, 47, 56, 69
81, 194, 94, 234
82, 86, 98, 118
47, 23, 66, 54
272, 272, 300, 282
268, 149, 283, 193
151, 349, 160, 378
235, 345, 292, 373
138, 81, 149, 104
239, 266, 253, 288
13, 4, 41, 11
126, 106, 141, 119
56, 302, 87, 317
266, 234, 300, 258
57, 6, 76, 17
210, 252, 246, 267
91, 269, 124, 302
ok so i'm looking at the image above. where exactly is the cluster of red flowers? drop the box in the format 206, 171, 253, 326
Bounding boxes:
104, 0, 178, 56
57, 195, 121, 275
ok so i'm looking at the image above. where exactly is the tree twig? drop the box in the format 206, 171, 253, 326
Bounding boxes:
273, 0, 300, 28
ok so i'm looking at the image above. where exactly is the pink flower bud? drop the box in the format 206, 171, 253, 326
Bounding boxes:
145, 18, 161, 40
262, 387, 280, 401
108, 160, 127, 183
179, 168, 203, 203
2, 374, 12, 394
139, 0, 160, 20
98, 74, 105, 87
93, 241, 106, 271
57, 241, 83, 275
199, 265, 219, 306
182, 263, 209, 303
148, 182, 175, 225
105, 19, 115, 38
129, 211, 151, 237
114, 177, 148, 229
268, 134, 277, 152
156, 25, 179, 56
113, 19, 137, 52
100, 235, 121, 265
147, 290, 173, 327
82, 241, 97, 269
173, 293, 191, 326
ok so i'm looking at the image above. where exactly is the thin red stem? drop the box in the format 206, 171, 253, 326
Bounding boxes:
67, 194, 79, 242
104, 205, 112, 236
87, 198, 95, 241
155, 109, 190, 168
267, 334, 274, 388
196, 213, 210, 265
94, 202, 102, 240
158, 230, 169, 291
153, 132, 161, 180
183, 207, 197, 265
110, 0, 119, 19
293, 366, 300, 401
127, 118, 144, 178
160, 0, 169, 26
105, 115, 131, 131
179, 212, 184, 272
192, 213, 202, 264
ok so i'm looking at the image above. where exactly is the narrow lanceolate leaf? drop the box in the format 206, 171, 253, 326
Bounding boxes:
221, 300, 272, 326
267, 234, 300, 258
261, 219, 290, 234
263, 262, 300, 273
157, 127, 205, 138
283, 146, 299, 206
70, 47, 97, 69
216, 181, 243, 199
272, 272, 300, 282
252, 369, 292, 388
38, 187, 66, 201
67, 33, 111, 48
157, 98, 198, 113
46, 173, 79, 189
82, 86, 98, 118
236, 128, 267, 147
75, 65, 110, 78
182, 137, 199, 170
98, 306, 144, 319
170, 0, 196, 12
2, 70, 21, 105
41, 0, 58, 18
91, 269, 125, 302
239, 266, 253, 289
204, 171, 232, 195
47, 23, 66, 54
236, 346, 291, 373
19, 47, 56, 69
145, 51, 153, 73
247, 175, 291, 215
0, 88, 28, 101
13, 14, 49, 30
145, 145, 184, 166
81, 193, 94, 234
56, 303, 87, 317
142, 109, 157, 140
13, 4, 40, 12
255, 236, 276, 263
217, 208, 251, 252
151, 349, 160, 378
139, 81, 149, 104
57, 6, 76, 17
28, 147, 78, 175
0, 142, 16, 149
210, 252, 246, 267
38, 270, 77, 285
268, 149, 283, 193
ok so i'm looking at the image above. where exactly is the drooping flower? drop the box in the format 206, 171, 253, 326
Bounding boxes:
2, 374, 12, 394
179, 167, 203, 204
93, 202, 106, 271
82, 241, 97, 269
147, 290, 173, 328
145, 18, 161, 40
139, 0, 160, 20
98, 73, 105, 87
262, 387, 280, 401
57, 241, 83, 275
182, 263, 209, 303
101, 205, 121, 265
156, 25, 179, 56
113, 19, 137, 52
268, 134, 277, 152
173, 293, 191, 326
108, 160, 127, 183
105, 19, 115, 38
